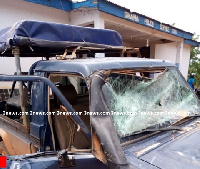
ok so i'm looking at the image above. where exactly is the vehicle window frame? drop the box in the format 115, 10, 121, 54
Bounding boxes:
47, 73, 91, 152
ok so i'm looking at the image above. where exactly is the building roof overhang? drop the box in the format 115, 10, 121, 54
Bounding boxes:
22, 0, 200, 47
72, 0, 200, 47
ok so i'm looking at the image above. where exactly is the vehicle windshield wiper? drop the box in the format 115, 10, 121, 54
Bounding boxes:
129, 126, 183, 136
122, 115, 200, 139
186, 114, 200, 118
172, 114, 200, 126
121, 126, 183, 147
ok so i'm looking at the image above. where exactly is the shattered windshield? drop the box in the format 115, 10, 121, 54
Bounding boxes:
102, 67, 200, 137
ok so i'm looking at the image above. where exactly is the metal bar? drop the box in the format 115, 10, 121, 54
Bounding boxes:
10, 81, 16, 98
12, 48, 29, 129
0, 75, 91, 141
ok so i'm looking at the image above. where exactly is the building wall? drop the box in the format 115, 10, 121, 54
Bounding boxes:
0, 0, 69, 28
70, 8, 99, 26
0, 57, 42, 88
0, 1, 191, 81
180, 44, 191, 79
0, 0, 70, 80
155, 42, 190, 79
155, 42, 177, 63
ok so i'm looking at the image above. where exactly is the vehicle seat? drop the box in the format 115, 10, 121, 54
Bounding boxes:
53, 113, 91, 150
53, 84, 91, 150
57, 84, 77, 105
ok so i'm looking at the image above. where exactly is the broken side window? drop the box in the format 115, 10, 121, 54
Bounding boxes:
102, 67, 200, 137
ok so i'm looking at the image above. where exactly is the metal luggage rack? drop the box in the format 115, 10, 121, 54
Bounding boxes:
55, 46, 126, 60
54, 46, 142, 60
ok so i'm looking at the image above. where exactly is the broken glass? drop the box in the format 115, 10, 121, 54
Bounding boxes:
102, 67, 200, 137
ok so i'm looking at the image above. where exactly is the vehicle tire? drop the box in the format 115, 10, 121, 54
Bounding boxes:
0, 141, 10, 155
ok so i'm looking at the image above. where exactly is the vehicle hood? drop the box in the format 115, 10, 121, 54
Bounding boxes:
124, 124, 200, 169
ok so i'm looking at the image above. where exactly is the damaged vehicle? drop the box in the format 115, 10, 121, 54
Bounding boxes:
0, 20, 200, 169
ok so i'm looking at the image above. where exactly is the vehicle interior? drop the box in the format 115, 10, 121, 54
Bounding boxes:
0, 72, 91, 154
48, 74, 91, 152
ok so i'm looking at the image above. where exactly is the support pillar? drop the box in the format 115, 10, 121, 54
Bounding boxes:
12, 48, 29, 129
94, 15, 105, 29
94, 14, 105, 58
176, 41, 183, 70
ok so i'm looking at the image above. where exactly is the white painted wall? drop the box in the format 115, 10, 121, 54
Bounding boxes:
180, 44, 191, 79
155, 42, 177, 63
0, 57, 42, 88
0, 0, 69, 29
0, 57, 41, 75
70, 9, 99, 26
155, 42, 191, 79
0, 0, 70, 87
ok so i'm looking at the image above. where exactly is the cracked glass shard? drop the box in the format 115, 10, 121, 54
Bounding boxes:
102, 67, 200, 137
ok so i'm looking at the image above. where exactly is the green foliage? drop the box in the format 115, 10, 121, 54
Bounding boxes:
188, 33, 200, 87
188, 46, 200, 88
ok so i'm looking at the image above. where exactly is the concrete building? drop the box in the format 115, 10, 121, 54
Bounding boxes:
0, 0, 199, 80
